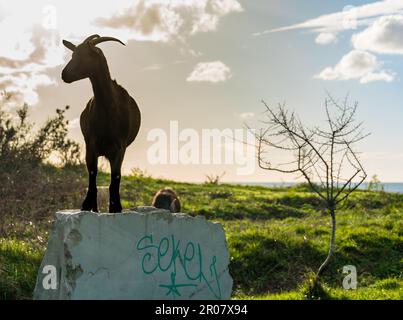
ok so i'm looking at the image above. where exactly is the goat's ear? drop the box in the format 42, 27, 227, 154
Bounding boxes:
62, 40, 76, 51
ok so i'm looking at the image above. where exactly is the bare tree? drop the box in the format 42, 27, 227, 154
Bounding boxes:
255, 95, 368, 280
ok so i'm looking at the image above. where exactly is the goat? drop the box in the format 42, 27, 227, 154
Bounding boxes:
61, 34, 141, 213
152, 188, 181, 213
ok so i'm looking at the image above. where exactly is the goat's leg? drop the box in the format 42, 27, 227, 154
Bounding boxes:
108, 149, 125, 213
82, 150, 98, 212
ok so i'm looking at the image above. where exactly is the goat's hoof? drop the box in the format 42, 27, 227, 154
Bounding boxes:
109, 202, 122, 213
81, 198, 97, 212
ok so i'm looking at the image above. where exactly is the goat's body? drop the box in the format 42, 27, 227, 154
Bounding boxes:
79, 80, 140, 212
80, 81, 141, 159
62, 35, 141, 213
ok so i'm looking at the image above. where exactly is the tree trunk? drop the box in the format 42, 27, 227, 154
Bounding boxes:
316, 208, 336, 278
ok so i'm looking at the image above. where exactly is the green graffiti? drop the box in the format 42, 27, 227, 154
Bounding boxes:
136, 234, 222, 299
159, 271, 197, 297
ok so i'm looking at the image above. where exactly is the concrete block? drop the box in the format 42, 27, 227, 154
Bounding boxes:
33, 207, 232, 300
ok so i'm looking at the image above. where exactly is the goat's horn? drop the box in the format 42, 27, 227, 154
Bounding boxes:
83, 34, 100, 43
90, 36, 126, 46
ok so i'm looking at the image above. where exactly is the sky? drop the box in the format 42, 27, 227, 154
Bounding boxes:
1, 0, 403, 183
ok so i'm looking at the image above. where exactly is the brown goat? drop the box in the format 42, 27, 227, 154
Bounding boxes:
152, 188, 181, 213
62, 34, 141, 213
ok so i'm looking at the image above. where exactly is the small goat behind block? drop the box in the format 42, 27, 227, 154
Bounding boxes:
152, 188, 181, 213
62, 34, 141, 213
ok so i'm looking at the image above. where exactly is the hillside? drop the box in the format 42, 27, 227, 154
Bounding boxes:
0, 169, 402, 299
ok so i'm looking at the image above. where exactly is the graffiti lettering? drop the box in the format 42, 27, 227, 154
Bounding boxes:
136, 234, 222, 299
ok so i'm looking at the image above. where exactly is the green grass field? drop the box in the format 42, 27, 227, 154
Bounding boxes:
0, 170, 402, 300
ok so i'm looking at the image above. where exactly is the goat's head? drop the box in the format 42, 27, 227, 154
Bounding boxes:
61, 34, 125, 83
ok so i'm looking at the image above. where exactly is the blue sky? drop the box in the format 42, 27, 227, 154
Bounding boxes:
1, 0, 403, 182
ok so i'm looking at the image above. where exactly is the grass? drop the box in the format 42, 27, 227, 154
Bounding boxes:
236, 278, 403, 300
0, 169, 402, 299
0, 239, 43, 299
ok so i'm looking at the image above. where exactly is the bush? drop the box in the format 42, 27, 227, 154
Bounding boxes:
0, 104, 85, 238
0, 104, 81, 166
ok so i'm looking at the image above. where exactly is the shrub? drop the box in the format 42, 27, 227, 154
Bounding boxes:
0, 104, 84, 237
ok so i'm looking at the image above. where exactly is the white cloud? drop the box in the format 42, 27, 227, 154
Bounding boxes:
352, 14, 403, 54
259, 1, 403, 83
187, 61, 231, 83
94, 1, 183, 42
95, 0, 243, 42
315, 32, 337, 45
360, 71, 395, 83
191, 0, 243, 34
0, 0, 242, 107
264, 0, 403, 35
315, 50, 394, 84
0, 71, 55, 108
0, 13, 64, 107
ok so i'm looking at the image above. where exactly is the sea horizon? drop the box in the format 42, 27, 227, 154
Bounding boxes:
231, 182, 403, 194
